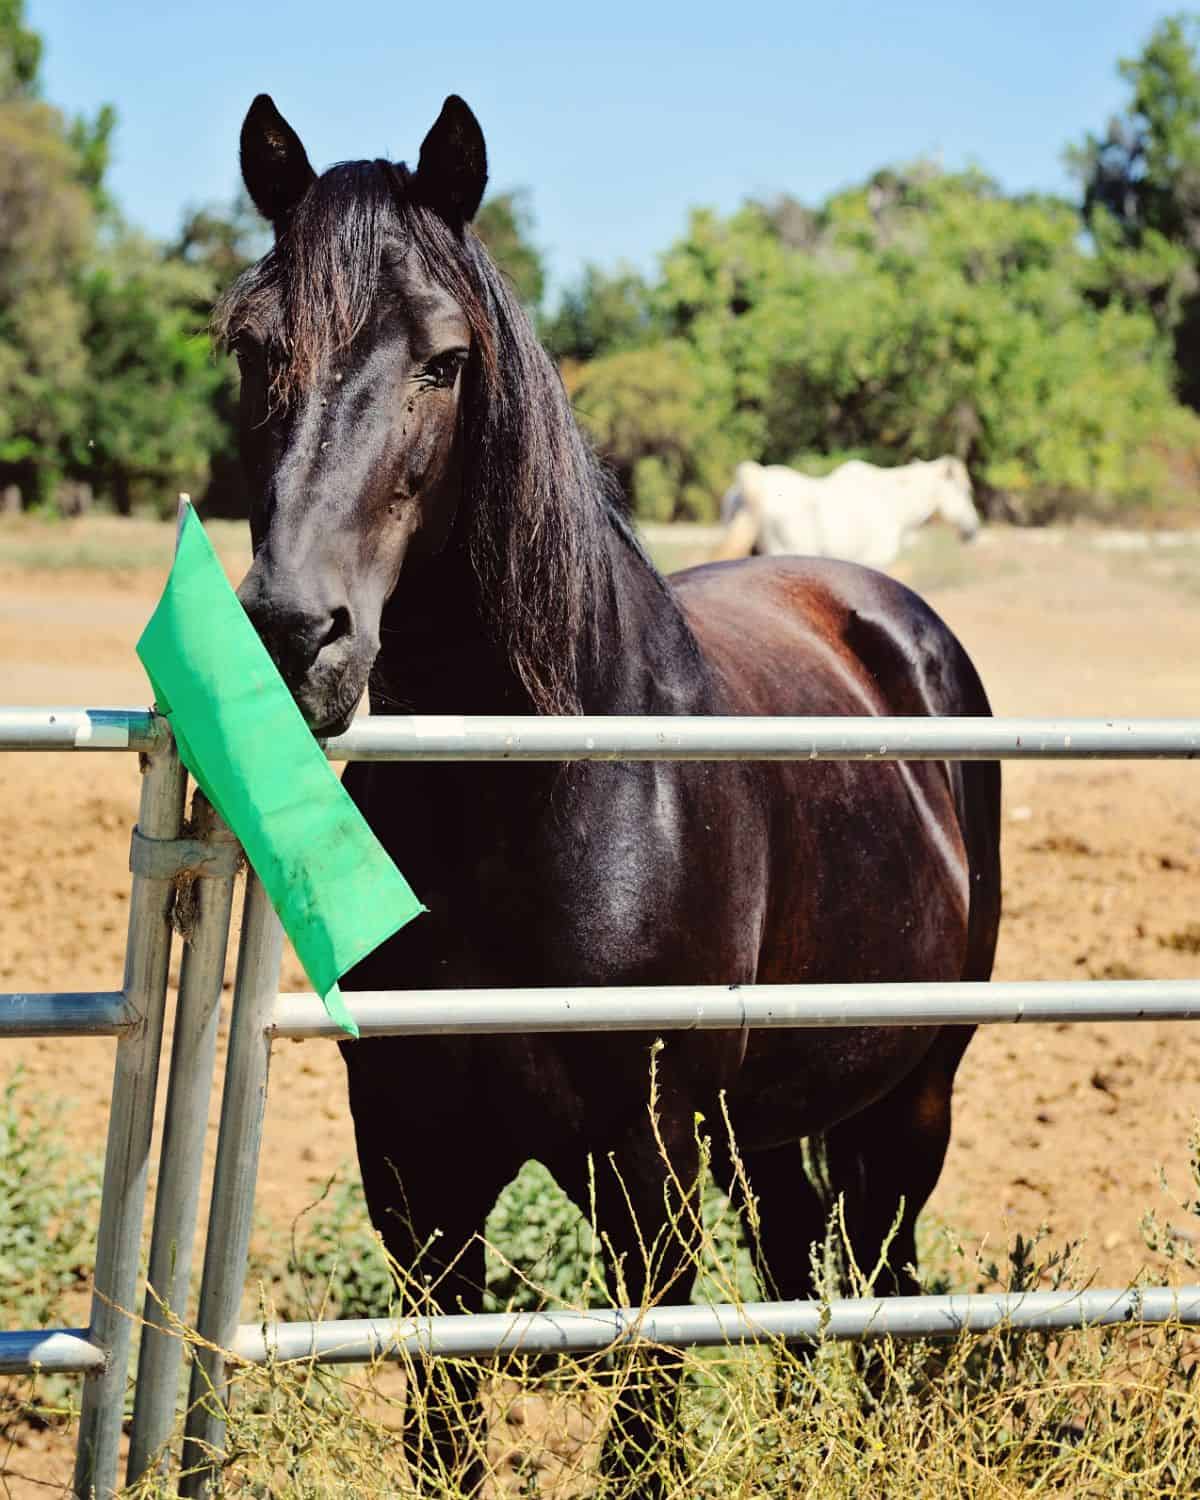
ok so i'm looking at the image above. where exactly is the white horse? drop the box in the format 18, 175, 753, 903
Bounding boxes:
712, 456, 981, 570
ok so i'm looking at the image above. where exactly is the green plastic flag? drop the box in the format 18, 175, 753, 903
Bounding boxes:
136, 504, 425, 1037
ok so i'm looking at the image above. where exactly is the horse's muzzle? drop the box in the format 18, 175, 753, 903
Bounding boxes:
237, 569, 372, 735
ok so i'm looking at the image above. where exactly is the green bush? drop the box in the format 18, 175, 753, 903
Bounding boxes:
0, 1070, 100, 1327
0, 1070, 101, 1431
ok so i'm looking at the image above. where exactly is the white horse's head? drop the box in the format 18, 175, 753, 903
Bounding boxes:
927, 457, 981, 541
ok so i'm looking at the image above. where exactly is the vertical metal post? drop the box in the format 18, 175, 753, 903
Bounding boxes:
126, 796, 240, 1483
180, 871, 283, 1498
73, 743, 187, 1500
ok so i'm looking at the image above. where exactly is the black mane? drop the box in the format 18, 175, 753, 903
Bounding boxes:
215, 159, 681, 715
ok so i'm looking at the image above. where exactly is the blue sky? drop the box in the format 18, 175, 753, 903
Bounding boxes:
29, 0, 1172, 295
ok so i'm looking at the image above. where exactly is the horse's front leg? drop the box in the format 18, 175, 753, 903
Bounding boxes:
342, 1037, 508, 1494
563, 1098, 703, 1500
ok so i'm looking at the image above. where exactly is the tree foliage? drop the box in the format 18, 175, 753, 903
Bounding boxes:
168, 192, 268, 517
1072, 15, 1200, 254
0, 89, 93, 499
473, 189, 545, 309
1070, 14, 1200, 407
570, 340, 744, 520
0, 0, 41, 99
541, 264, 656, 362
565, 166, 1199, 520
75, 236, 227, 512
0, 0, 261, 513
1, 2, 1199, 523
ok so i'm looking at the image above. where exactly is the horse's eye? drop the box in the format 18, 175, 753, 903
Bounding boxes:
421, 350, 467, 389
230, 333, 261, 368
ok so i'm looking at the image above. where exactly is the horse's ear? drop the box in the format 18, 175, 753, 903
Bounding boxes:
413, 95, 487, 227
240, 94, 317, 231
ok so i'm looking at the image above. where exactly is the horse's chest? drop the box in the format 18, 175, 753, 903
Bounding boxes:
393, 761, 758, 987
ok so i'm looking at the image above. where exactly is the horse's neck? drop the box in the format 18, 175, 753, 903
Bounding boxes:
371, 501, 704, 716
372, 544, 519, 714
582, 514, 710, 713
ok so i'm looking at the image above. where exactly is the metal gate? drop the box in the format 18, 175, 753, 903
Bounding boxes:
0, 708, 244, 1500
4, 708, 1200, 1498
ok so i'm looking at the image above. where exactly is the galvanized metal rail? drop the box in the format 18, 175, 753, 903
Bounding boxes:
0, 706, 164, 752
0, 990, 133, 1036
324, 713, 1200, 761
271, 977, 1200, 1039
6, 707, 1200, 761
232, 1285, 1200, 1364
178, 872, 284, 1496
0, 1330, 107, 1375
127, 801, 241, 1480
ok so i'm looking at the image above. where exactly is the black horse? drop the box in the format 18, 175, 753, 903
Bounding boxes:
224, 93, 1001, 1490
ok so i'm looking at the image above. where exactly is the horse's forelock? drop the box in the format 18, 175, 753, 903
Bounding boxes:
214, 161, 415, 402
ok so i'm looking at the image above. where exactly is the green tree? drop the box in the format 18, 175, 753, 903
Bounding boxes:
577, 204, 790, 519
0, 0, 238, 516
1070, 14, 1200, 402
474, 189, 545, 309
1072, 15, 1200, 253
0, 0, 41, 99
541, 264, 656, 362
0, 92, 93, 503
0, 0, 122, 507
169, 191, 268, 518
69, 103, 117, 214
571, 340, 745, 520
571, 163, 1198, 521
73, 235, 227, 514
760, 167, 1196, 512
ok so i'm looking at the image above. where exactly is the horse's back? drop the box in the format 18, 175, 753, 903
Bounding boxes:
671, 554, 986, 718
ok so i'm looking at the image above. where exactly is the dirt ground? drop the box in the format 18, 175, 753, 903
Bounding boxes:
4, 516, 1200, 1493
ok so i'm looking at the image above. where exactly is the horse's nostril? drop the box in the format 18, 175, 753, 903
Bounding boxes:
323, 606, 352, 649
